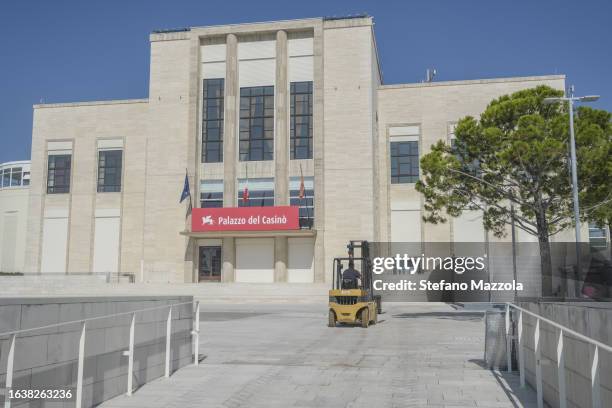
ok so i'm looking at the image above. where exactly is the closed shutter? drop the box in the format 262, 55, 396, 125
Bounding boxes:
238, 40, 276, 60
92, 213, 120, 273
289, 56, 313, 83
453, 210, 485, 242
201, 43, 226, 63
288, 237, 314, 283
391, 210, 421, 242
288, 37, 313, 57
1, 213, 17, 272
41, 216, 68, 273
235, 238, 274, 282
239, 59, 276, 87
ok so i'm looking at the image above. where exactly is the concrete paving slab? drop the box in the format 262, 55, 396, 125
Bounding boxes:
99, 303, 540, 408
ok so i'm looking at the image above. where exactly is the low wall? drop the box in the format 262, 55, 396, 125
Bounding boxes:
517, 301, 612, 408
0, 296, 193, 407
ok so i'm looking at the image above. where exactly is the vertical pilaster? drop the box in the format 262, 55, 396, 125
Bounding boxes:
222, 237, 235, 282
224, 33, 238, 208
312, 23, 325, 283
275, 29, 289, 204
221, 34, 239, 283
274, 236, 288, 282
274, 30, 289, 282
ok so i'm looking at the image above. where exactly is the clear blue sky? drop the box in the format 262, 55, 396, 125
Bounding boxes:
1, 0, 611, 163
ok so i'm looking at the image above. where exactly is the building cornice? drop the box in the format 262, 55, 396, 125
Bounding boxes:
379, 74, 566, 90
33, 98, 149, 109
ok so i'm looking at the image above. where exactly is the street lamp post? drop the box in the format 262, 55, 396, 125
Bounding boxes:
543, 87, 600, 297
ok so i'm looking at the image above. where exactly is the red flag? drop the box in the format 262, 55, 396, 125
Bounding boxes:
243, 162, 250, 205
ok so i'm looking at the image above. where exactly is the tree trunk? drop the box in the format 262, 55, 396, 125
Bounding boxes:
535, 208, 554, 297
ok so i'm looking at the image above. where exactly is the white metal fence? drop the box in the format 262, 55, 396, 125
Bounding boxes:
0, 300, 201, 408
505, 303, 612, 408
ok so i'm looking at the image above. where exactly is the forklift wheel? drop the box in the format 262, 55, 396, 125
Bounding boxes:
328, 310, 336, 327
361, 308, 369, 328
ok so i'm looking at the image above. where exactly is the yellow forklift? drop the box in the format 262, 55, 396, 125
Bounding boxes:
328, 241, 381, 328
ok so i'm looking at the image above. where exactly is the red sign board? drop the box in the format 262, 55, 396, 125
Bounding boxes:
191, 206, 300, 232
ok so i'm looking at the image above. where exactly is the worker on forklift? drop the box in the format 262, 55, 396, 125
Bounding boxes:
342, 260, 362, 289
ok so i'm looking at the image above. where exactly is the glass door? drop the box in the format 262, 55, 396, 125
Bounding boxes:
198, 246, 222, 282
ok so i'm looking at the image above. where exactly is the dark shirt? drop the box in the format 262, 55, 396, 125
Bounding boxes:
342, 267, 361, 281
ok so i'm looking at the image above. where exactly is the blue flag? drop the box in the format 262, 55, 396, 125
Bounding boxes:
180, 170, 191, 203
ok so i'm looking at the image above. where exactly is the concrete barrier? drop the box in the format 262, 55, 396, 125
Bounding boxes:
518, 301, 612, 408
0, 296, 193, 407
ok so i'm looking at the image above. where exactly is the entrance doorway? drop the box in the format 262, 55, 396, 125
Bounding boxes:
198, 246, 222, 282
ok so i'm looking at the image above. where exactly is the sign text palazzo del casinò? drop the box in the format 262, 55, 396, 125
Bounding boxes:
191, 206, 300, 232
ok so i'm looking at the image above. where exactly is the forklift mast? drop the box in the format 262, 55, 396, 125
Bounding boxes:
346, 240, 373, 293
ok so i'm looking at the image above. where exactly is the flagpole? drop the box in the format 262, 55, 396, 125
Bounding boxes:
299, 164, 310, 229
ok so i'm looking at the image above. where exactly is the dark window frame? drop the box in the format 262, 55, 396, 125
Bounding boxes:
390, 141, 419, 183
97, 150, 123, 193
10, 167, 22, 186
290, 178, 314, 229
202, 78, 225, 163
47, 154, 72, 194
290, 81, 313, 160
239, 86, 274, 161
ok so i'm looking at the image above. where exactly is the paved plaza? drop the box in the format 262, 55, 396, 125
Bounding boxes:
101, 302, 539, 408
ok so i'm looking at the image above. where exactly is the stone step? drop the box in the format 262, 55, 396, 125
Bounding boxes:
0, 276, 330, 304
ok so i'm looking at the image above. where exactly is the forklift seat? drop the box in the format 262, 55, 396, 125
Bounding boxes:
341, 278, 358, 289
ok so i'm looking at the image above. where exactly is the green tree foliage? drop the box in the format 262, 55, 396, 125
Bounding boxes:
576, 107, 612, 250
415, 85, 610, 296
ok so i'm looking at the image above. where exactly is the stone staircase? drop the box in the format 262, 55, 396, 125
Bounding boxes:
0, 275, 329, 304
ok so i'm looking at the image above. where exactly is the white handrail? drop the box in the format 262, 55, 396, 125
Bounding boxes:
506, 302, 609, 408
1, 300, 199, 408
0, 301, 193, 338
508, 303, 612, 353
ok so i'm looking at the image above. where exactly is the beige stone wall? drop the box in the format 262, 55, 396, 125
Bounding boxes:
322, 17, 379, 282
377, 75, 567, 245
24, 17, 576, 286
145, 34, 195, 282
26, 101, 149, 275
0, 186, 29, 272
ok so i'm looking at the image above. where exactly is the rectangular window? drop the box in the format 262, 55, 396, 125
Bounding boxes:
589, 223, 608, 249
47, 154, 71, 194
22, 171, 30, 186
290, 176, 314, 229
97, 150, 122, 193
200, 180, 224, 208
239, 86, 274, 161
290, 81, 313, 160
10, 167, 22, 186
1, 169, 10, 188
202, 78, 224, 163
390, 141, 419, 183
237, 178, 274, 207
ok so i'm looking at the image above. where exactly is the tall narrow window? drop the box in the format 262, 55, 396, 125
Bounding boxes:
290, 176, 314, 229
202, 78, 224, 163
1, 168, 10, 187
200, 180, 223, 208
390, 142, 419, 183
290, 81, 313, 159
239, 86, 274, 161
10, 167, 22, 186
97, 150, 122, 192
47, 154, 71, 194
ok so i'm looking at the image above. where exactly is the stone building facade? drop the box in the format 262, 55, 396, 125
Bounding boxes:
24, 16, 568, 284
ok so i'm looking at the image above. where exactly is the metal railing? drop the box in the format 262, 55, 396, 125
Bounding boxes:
505, 303, 612, 408
0, 300, 201, 408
